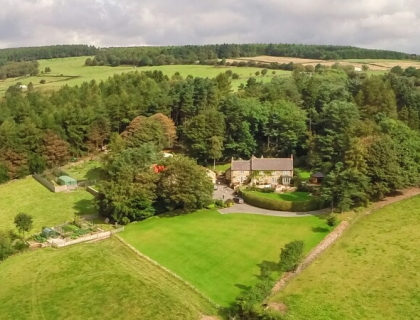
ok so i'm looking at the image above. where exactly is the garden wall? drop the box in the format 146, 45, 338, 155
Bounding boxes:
50, 227, 124, 248
239, 189, 323, 212
86, 186, 100, 197
32, 174, 77, 193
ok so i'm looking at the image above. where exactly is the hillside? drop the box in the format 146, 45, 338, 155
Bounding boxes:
270, 195, 420, 319
0, 238, 217, 320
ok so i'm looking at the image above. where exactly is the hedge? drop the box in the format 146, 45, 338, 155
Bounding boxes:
238, 189, 323, 212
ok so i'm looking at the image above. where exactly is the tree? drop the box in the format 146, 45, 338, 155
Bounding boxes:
45, 67, 51, 73
150, 113, 177, 147
41, 131, 70, 167
255, 71, 260, 76
279, 240, 305, 272
261, 68, 268, 76
157, 155, 213, 211
0, 231, 14, 261
361, 64, 369, 72
208, 136, 223, 169
97, 145, 161, 222
14, 213, 33, 238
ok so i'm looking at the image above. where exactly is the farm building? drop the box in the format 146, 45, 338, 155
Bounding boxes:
58, 175, 77, 186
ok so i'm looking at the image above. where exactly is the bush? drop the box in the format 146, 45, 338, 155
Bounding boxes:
39, 79, 46, 84
13, 240, 29, 252
279, 240, 305, 272
326, 215, 337, 227
259, 187, 275, 193
224, 199, 234, 207
214, 199, 224, 208
239, 189, 322, 212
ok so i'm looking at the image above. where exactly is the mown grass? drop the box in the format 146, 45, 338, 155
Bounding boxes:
0, 177, 96, 233
248, 191, 312, 202
0, 56, 291, 96
120, 210, 330, 307
0, 238, 216, 320
62, 159, 104, 181
270, 195, 420, 320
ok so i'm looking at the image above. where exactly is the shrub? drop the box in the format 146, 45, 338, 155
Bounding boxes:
279, 240, 305, 272
13, 240, 29, 252
239, 189, 322, 212
326, 215, 337, 227
214, 199, 224, 208
258, 187, 275, 193
224, 199, 234, 207
39, 79, 46, 84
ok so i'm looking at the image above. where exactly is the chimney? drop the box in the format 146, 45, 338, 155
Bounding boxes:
290, 154, 294, 161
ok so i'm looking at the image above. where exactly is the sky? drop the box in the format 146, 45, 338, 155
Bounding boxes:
0, 0, 419, 54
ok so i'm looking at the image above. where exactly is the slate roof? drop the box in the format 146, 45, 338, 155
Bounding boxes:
231, 160, 251, 171
311, 172, 325, 178
231, 157, 293, 171
251, 158, 293, 171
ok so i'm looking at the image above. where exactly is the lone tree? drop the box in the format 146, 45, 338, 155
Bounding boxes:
14, 213, 33, 239
279, 240, 305, 272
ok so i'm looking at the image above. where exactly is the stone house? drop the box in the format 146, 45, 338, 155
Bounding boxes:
226, 155, 293, 188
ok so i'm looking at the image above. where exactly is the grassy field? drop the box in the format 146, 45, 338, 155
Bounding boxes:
0, 238, 216, 320
270, 195, 420, 320
0, 56, 290, 96
0, 177, 96, 233
247, 191, 312, 202
63, 159, 103, 181
120, 210, 330, 307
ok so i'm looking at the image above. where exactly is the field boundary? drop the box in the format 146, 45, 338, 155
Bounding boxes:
269, 220, 350, 296
268, 187, 420, 299
114, 235, 221, 309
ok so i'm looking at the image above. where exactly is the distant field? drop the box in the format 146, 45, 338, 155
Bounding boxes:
270, 195, 420, 320
0, 238, 216, 320
229, 55, 420, 71
0, 56, 290, 96
120, 210, 330, 307
0, 177, 96, 233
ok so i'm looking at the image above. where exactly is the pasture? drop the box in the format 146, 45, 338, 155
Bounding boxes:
229, 55, 420, 72
120, 210, 330, 307
270, 195, 420, 320
0, 238, 216, 320
0, 177, 96, 232
0, 56, 290, 96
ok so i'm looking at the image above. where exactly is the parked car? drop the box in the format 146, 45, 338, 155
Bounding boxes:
233, 196, 244, 204
214, 184, 218, 190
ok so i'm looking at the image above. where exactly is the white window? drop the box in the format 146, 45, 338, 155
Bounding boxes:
240, 171, 244, 174
282, 171, 289, 176
272, 177, 277, 184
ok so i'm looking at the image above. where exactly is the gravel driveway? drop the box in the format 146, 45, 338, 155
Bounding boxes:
219, 203, 329, 217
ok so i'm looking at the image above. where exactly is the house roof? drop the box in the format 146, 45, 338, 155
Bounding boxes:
311, 172, 325, 178
231, 157, 293, 171
231, 160, 251, 171
251, 158, 293, 171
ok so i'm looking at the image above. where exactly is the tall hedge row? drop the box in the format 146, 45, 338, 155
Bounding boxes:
239, 189, 323, 212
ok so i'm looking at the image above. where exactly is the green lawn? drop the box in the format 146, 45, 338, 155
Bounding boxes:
248, 191, 312, 202
63, 159, 104, 181
0, 238, 216, 320
270, 195, 420, 320
120, 210, 330, 306
297, 169, 311, 180
0, 56, 291, 96
213, 163, 231, 173
0, 177, 96, 233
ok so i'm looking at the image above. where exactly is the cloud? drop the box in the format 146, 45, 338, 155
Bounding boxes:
0, 0, 419, 54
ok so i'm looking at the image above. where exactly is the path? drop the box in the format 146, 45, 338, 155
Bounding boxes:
219, 203, 329, 217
